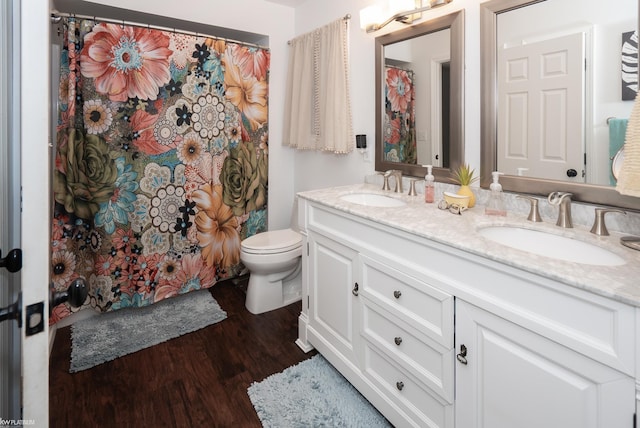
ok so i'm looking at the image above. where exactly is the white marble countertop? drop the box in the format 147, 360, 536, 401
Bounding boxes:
298, 183, 640, 307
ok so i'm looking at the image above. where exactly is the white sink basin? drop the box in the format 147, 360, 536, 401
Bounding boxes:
340, 193, 406, 207
478, 226, 626, 266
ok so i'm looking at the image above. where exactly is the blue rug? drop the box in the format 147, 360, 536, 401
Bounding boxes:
70, 290, 227, 372
247, 354, 391, 427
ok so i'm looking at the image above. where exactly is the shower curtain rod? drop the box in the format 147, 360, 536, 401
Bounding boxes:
287, 14, 351, 45
50, 11, 268, 50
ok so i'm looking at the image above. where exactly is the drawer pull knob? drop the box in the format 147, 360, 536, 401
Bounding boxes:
352, 283, 359, 296
393, 290, 402, 299
394, 336, 402, 346
396, 381, 404, 391
457, 344, 468, 365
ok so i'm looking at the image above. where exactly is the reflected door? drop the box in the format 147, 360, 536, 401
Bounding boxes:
498, 32, 585, 180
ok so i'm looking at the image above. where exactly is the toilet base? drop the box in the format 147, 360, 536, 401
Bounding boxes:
245, 265, 302, 314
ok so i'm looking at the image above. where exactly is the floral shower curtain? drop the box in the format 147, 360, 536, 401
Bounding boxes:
50, 18, 269, 323
383, 65, 417, 164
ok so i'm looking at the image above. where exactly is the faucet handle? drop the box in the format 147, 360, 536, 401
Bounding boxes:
395, 173, 403, 193
386, 170, 403, 193
517, 196, 543, 222
590, 208, 627, 236
408, 179, 423, 196
377, 171, 391, 191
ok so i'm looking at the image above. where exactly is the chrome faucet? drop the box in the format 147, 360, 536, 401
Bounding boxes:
391, 169, 403, 193
382, 169, 403, 193
548, 192, 573, 228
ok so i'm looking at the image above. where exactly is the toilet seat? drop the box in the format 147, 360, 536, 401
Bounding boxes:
241, 228, 301, 255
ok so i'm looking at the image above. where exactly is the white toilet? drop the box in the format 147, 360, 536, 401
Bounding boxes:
241, 228, 303, 314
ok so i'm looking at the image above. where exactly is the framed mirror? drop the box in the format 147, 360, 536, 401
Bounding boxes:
375, 10, 464, 181
480, 0, 640, 210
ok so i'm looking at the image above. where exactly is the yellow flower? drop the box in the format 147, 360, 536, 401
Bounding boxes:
191, 183, 240, 268
224, 55, 267, 131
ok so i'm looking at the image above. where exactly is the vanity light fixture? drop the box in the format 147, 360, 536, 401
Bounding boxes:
360, 0, 453, 33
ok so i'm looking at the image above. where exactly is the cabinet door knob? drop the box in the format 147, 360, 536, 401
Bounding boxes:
352, 282, 359, 296
393, 290, 402, 299
456, 344, 468, 365
394, 336, 402, 346
396, 381, 404, 391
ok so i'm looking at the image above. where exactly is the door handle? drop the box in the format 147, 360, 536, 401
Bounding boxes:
0, 248, 21, 273
0, 278, 88, 331
50, 278, 88, 312
0, 293, 22, 327
456, 344, 468, 365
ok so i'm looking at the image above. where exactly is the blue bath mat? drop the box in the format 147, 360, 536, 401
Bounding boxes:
247, 354, 391, 427
70, 290, 226, 372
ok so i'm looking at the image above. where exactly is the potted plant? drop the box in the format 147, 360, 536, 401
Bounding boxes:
453, 163, 478, 207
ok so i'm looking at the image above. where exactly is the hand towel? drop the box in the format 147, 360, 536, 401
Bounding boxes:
608, 118, 627, 185
616, 93, 640, 197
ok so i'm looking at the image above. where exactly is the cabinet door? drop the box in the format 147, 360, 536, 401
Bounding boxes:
308, 233, 360, 363
455, 300, 636, 428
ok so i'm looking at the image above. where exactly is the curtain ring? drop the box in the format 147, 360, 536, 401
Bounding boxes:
121, 20, 125, 29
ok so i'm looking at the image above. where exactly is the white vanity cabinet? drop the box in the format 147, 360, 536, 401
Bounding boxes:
297, 195, 638, 428
455, 299, 635, 428
299, 201, 455, 427
306, 231, 362, 366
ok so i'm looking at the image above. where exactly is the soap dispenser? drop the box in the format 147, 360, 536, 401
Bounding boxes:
423, 164, 435, 203
485, 171, 506, 216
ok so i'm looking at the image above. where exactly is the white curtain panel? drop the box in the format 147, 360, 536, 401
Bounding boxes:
283, 18, 354, 154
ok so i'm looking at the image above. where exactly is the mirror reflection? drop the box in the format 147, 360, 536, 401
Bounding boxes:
383, 29, 451, 167
481, 0, 640, 211
495, 0, 636, 186
375, 10, 464, 181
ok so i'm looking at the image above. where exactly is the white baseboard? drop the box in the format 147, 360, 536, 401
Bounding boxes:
55, 307, 98, 329
48, 324, 57, 356
48, 308, 99, 357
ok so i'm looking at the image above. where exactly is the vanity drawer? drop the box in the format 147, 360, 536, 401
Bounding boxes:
362, 301, 454, 402
363, 342, 454, 428
360, 255, 454, 349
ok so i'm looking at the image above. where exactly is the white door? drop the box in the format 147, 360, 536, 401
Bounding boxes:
455, 300, 635, 428
0, 0, 21, 421
498, 32, 585, 181
1, 0, 51, 424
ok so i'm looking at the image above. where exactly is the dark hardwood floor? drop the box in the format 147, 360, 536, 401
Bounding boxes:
49, 278, 316, 427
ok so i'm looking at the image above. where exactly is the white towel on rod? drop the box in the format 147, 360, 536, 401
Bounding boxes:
616, 92, 640, 197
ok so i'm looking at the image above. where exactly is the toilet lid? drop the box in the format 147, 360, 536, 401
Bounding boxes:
241, 228, 302, 254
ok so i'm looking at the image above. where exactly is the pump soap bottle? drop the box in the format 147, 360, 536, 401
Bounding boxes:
423, 164, 435, 203
485, 171, 506, 216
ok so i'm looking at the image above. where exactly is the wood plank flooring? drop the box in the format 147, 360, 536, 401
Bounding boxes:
49, 278, 316, 427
